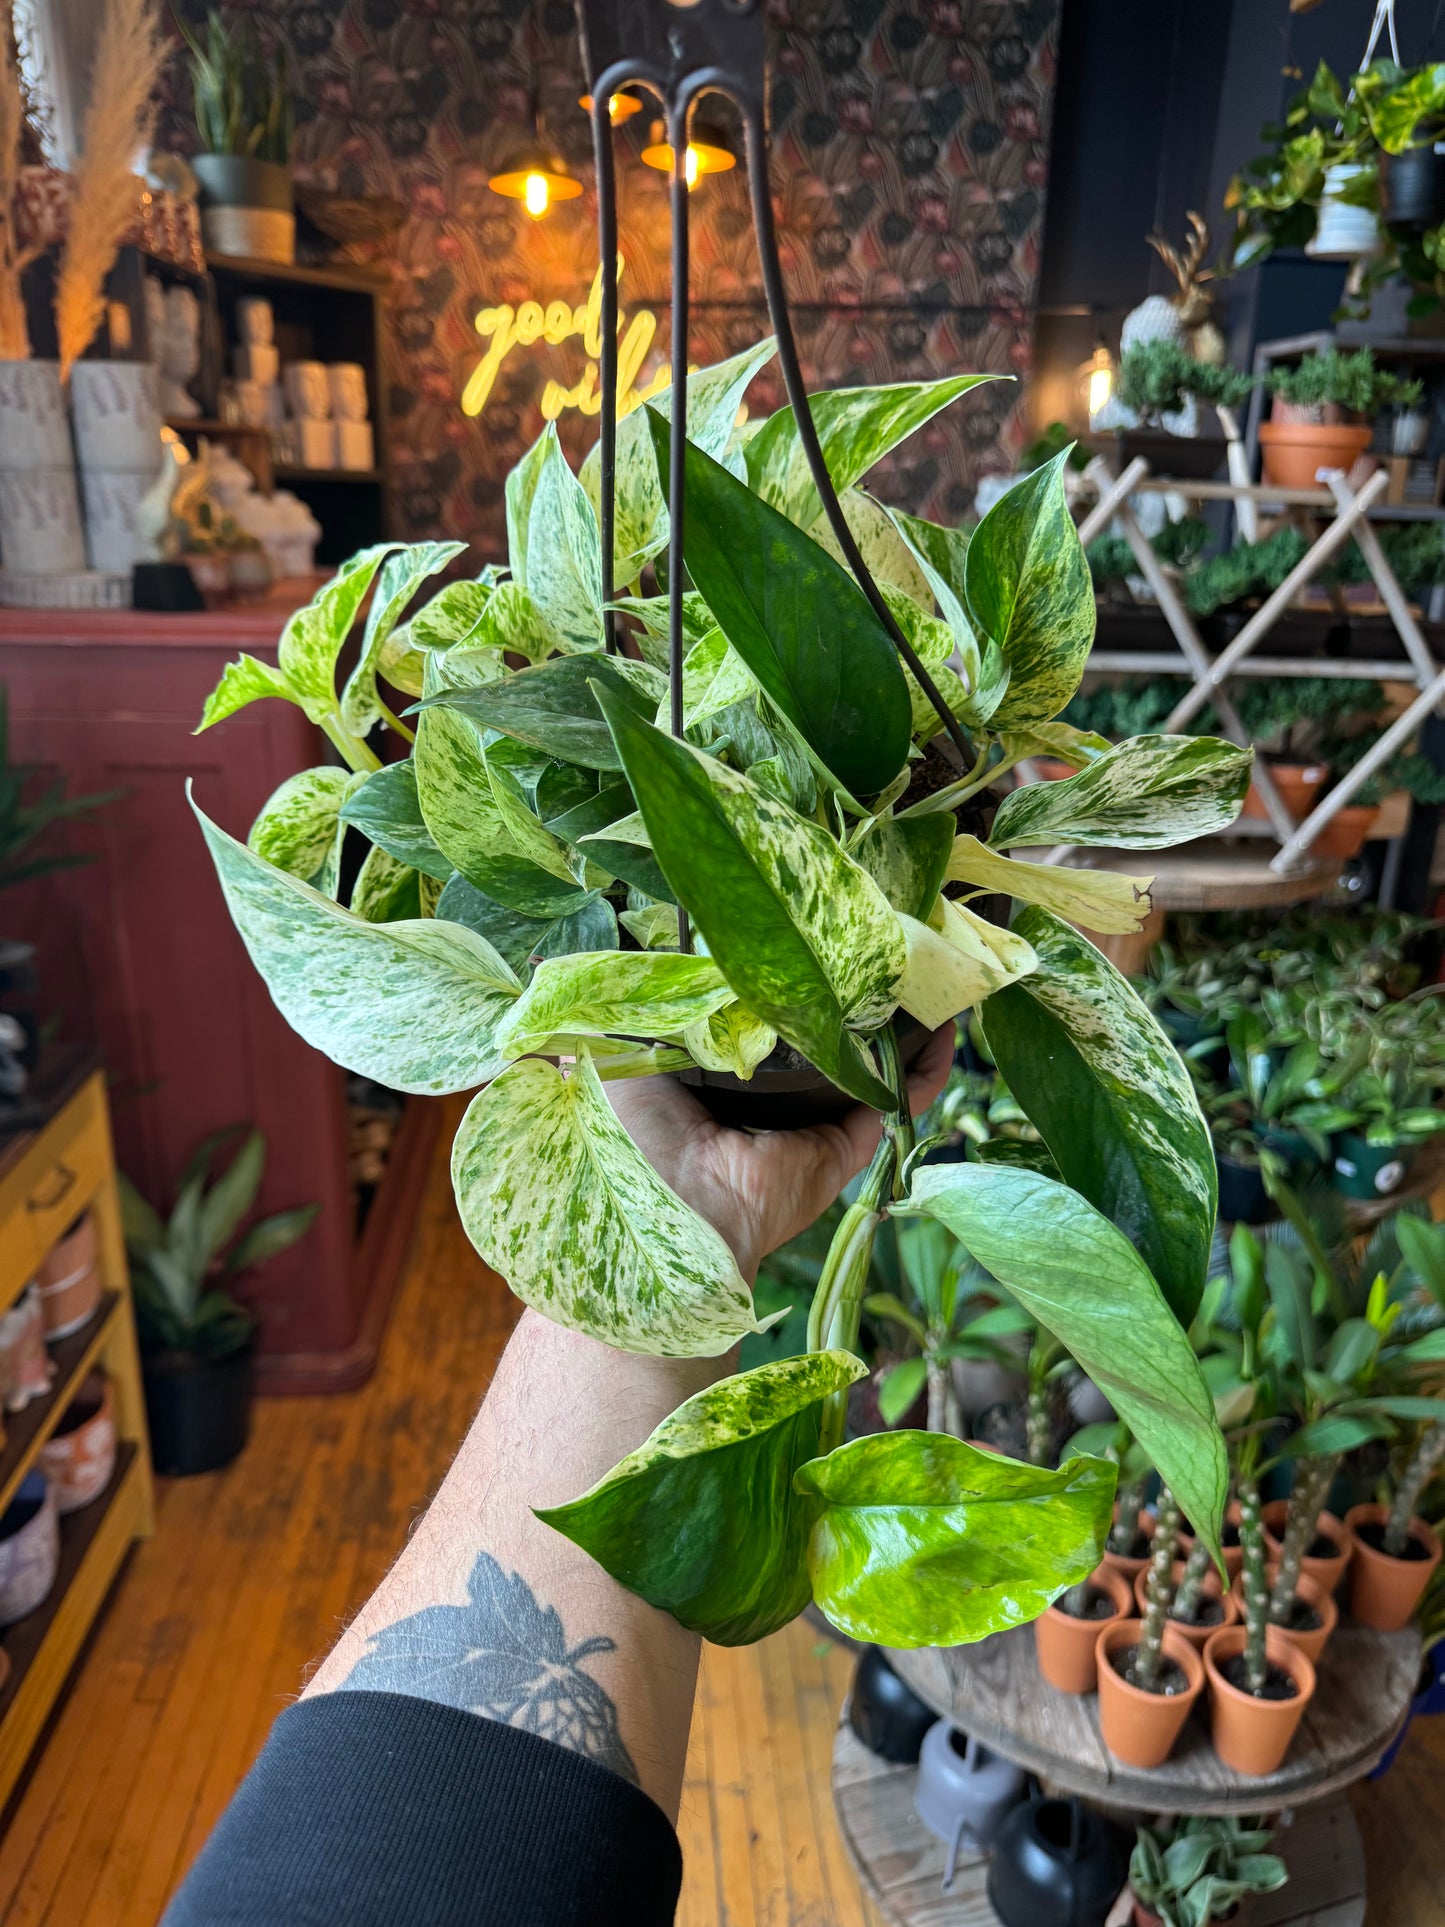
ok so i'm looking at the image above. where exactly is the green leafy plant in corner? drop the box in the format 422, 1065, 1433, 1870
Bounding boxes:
1269, 347, 1420, 420
1130, 1814, 1287, 1927
0, 684, 119, 902
120, 1126, 317, 1362
187, 340, 1249, 1649
177, 7, 293, 164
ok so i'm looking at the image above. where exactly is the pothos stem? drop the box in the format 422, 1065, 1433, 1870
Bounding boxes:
321, 713, 381, 773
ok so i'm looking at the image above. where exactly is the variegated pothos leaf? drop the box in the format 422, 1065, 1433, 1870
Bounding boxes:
496, 952, 735, 1058
248, 766, 365, 897
988, 735, 1253, 850
946, 834, 1154, 936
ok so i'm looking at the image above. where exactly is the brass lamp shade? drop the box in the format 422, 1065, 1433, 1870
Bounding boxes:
640, 120, 737, 187
488, 145, 583, 219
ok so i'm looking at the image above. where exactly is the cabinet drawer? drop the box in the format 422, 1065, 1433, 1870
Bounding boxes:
0, 1080, 110, 1311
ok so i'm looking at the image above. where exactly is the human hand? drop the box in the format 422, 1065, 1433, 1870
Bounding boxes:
607, 1024, 955, 1282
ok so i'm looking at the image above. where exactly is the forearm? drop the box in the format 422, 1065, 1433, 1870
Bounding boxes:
305, 1307, 727, 1819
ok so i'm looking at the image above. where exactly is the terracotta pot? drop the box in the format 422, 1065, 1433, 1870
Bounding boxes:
1345, 1502, 1444, 1631
1095, 1618, 1205, 1768
1034, 1565, 1134, 1694
35, 1210, 101, 1340
1030, 756, 1077, 783
1204, 1624, 1316, 1776
1242, 762, 1329, 823
1229, 1565, 1337, 1665
0, 1472, 58, 1625
1132, 1560, 1240, 1651
1258, 420, 1371, 490
1131, 1904, 1164, 1927
38, 1371, 115, 1514
1098, 1507, 1156, 1586
1309, 804, 1380, 860
1260, 1501, 1351, 1595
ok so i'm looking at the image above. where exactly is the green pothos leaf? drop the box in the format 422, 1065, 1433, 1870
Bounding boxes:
350, 844, 430, 923
196, 653, 299, 732
506, 423, 604, 653
805, 489, 931, 606
795, 1431, 1114, 1646
339, 761, 453, 881
989, 735, 1253, 850
852, 812, 955, 921
683, 1003, 778, 1078
895, 898, 1036, 1029
248, 766, 364, 897
537, 1351, 866, 1645
451, 1048, 765, 1357
598, 689, 904, 1110
436, 874, 613, 977
192, 791, 519, 1093
496, 952, 735, 1058
276, 545, 399, 722
340, 540, 466, 736
903, 1162, 1228, 1559
979, 908, 1217, 1328
964, 453, 1093, 727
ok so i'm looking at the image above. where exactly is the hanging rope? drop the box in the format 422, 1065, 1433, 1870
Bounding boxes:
1361, 0, 1402, 69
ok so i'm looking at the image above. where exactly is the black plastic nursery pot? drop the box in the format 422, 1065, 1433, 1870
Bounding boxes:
1216, 1154, 1275, 1226
680, 1013, 935, 1130
191, 154, 294, 214
143, 1338, 256, 1476
1382, 143, 1445, 234
1117, 427, 1226, 482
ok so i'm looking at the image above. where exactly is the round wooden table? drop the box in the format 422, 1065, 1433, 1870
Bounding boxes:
886, 1621, 1418, 1814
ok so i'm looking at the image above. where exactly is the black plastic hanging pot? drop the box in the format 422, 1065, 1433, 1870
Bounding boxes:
1382, 141, 1445, 234
143, 1337, 256, 1476
987, 1791, 1128, 1927
680, 1013, 934, 1129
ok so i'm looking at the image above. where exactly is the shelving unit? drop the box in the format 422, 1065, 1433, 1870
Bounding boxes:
0, 1048, 154, 1811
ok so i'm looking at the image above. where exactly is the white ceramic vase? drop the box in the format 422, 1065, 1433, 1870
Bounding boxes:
1307, 164, 1382, 260
70, 361, 163, 572
0, 359, 87, 575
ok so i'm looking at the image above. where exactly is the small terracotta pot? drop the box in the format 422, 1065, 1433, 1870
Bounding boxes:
36, 1210, 101, 1340
1229, 1565, 1337, 1665
1030, 756, 1077, 782
1099, 1507, 1156, 1586
1133, 1560, 1240, 1651
1204, 1624, 1315, 1776
1095, 1618, 1205, 1768
1243, 762, 1329, 823
1309, 804, 1380, 860
1261, 1500, 1351, 1595
1258, 420, 1371, 490
1035, 1564, 1134, 1694
1345, 1502, 1444, 1631
38, 1371, 115, 1515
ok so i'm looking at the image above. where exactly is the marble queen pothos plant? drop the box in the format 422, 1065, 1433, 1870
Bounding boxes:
190, 343, 1248, 1649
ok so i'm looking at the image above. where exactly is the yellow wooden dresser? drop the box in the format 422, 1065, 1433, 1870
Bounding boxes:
0, 1048, 154, 1809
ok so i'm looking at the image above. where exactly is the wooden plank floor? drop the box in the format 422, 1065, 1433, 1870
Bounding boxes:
0, 1097, 1440, 1924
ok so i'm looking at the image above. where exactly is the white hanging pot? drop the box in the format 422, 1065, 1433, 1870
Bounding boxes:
0, 359, 87, 576
1307, 163, 1382, 260
70, 362, 164, 572
914, 1719, 1026, 1890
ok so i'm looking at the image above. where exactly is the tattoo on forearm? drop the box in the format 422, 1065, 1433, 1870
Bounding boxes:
338, 1550, 638, 1785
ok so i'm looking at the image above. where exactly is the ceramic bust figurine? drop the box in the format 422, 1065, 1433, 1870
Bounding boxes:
234, 296, 279, 386
328, 362, 374, 470
152, 283, 201, 421
283, 360, 334, 470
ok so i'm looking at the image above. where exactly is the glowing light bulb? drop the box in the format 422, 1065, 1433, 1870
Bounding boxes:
684, 144, 699, 189
1082, 343, 1114, 422
523, 171, 550, 219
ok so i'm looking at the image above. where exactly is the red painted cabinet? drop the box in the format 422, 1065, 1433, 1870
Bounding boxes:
0, 587, 433, 1391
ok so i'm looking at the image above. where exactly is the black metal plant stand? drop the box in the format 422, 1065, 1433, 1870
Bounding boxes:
575, 0, 972, 951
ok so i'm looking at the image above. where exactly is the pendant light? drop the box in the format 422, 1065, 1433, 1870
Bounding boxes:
489, 88, 582, 221
641, 117, 736, 189
580, 88, 641, 123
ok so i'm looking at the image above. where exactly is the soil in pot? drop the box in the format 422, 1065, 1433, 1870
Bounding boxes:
1132, 1561, 1238, 1649
1204, 1625, 1315, 1776
1094, 1619, 1204, 1768
1232, 1567, 1337, 1664
1035, 1565, 1133, 1694
1346, 1503, 1443, 1630
144, 1337, 255, 1476
1099, 1506, 1156, 1585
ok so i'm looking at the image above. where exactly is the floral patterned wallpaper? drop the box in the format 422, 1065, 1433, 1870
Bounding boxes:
163, 0, 1061, 558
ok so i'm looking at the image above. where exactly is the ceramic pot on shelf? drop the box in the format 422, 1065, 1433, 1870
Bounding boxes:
0, 1472, 58, 1625
35, 1209, 101, 1339
1257, 419, 1372, 491
1203, 1624, 1315, 1776
1308, 803, 1380, 862
0, 360, 87, 580
1242, 762, 1329, 823
1345, 1503, 1443, 1630
1132, 1560, 1240, 1653
192, 154, 294, 264
69, 361, 164, 574
1332, 1132, 1415, 1201
38, 1371, 115, 1513
1229, 1566, 1337, 1665
914, 1720, 1026, 1887
1035, 1564, 1134, 1694
1094, 1618, 1205, 1769
1260, 1501, 1352, 1596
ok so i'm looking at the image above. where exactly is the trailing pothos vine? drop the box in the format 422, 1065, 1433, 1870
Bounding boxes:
190, 342, 1251, 1649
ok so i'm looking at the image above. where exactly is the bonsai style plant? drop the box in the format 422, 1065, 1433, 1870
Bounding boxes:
190, 345, 1249, 1650
1260, 348, 1419, 489
178, 8, 295, 263
120, 1126, 316, 1475
1115, 341, 1257, 427
1129, 1815, 1287, 1927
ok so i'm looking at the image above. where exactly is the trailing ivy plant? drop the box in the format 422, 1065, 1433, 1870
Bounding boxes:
190, 345, 1248, 1649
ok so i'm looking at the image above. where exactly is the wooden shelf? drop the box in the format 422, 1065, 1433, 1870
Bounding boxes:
275, 466, 382, 485
204, 252, 389, 294
0, 1294, 122, 1521
0, 1445, 146, 1806
1064, 845, 1342, 911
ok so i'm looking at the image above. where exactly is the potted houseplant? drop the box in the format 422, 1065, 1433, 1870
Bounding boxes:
1113, 341, 1257, 481
0, 683, 118, 1101
1094, 1484, 1206, 1768
1068, 1420, 1156, 1585
1232, 677, 1385, 823
1260, 349, 1419, 490
178, 9, 295, 265
1128, 1815, 1287, 1927
1327, 1004, 1445, 1198
120, 1127, 317, 1475
189, 346, 1250, 1651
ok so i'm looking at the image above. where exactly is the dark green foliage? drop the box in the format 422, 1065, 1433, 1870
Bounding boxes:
177, 7, 293, 162
0, 685, 119, 898
1117, 341, 1258, 420
1269, 348, 1420, 414
1184, 529, 1309, 618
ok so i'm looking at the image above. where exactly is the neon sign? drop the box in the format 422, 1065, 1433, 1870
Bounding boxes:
462, 260, 670, 422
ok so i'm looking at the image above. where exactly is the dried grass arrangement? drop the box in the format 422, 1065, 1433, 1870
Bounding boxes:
0, 13, 35, 360
54, 0, 163, 377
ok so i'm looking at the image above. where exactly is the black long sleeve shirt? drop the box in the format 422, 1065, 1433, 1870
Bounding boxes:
163, 1691, 683, 1926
